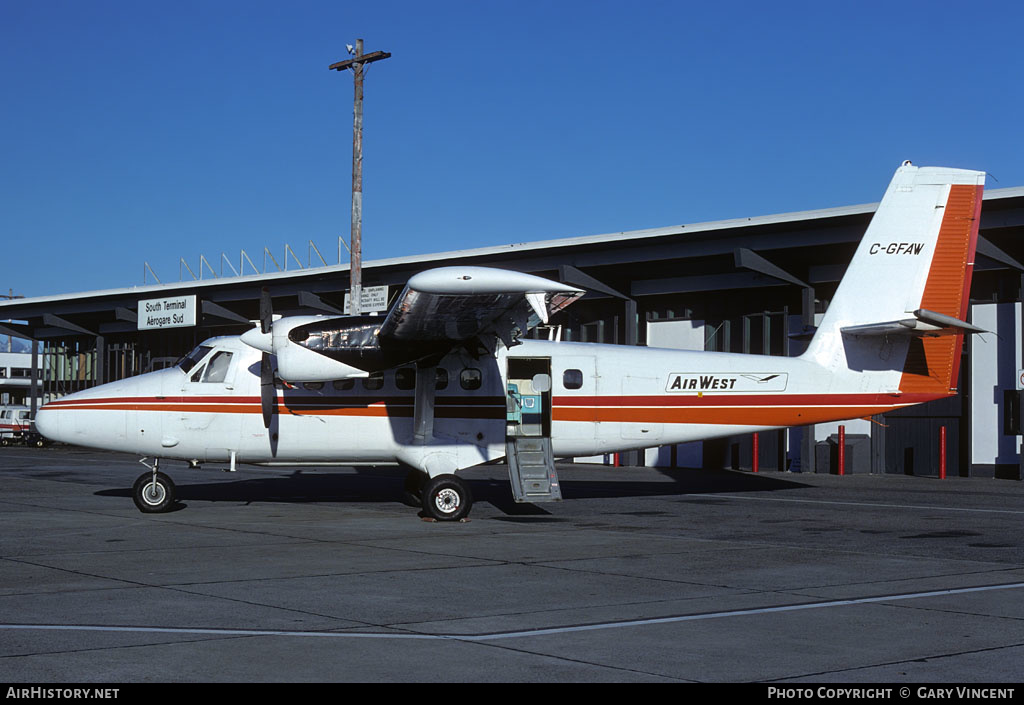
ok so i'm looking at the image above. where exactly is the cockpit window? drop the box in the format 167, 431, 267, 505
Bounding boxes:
200, 351, 234, 383
176, 345, 213, 374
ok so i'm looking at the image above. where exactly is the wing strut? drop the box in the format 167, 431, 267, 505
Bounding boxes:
412, 362, 436, 444
259, 288, 277, 428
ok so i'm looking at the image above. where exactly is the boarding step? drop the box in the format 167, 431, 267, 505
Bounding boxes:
506, 437, 562, 503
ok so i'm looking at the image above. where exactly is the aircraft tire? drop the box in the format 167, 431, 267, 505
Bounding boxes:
132, 471, 177, 514
421, 474, 472, 522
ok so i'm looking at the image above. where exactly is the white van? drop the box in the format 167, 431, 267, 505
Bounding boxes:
0, 406, 39, 446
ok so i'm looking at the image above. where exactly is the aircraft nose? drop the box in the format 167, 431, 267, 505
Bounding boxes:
35, 384, 120, 445
33, 377, 149, 450
34, 402, 66, 443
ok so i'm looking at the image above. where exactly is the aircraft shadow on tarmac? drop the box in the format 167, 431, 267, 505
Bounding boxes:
95, 465, 811, 517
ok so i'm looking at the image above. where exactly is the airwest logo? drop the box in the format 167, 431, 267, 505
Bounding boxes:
869, 242, 925, 255
666, 373, 788, 393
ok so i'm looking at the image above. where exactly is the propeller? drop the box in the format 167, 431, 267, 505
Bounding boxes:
259, 286, 273, 335
259, 287, 277, 429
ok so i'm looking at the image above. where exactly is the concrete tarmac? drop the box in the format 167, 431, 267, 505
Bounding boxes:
1, 446, 1023, 683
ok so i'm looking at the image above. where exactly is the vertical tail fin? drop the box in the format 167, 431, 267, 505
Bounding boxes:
804, 162, 985, 396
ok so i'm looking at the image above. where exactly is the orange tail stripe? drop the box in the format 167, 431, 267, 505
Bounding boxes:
899, 183, 983, 395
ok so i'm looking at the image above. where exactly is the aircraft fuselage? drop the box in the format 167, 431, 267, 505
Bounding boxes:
36, 335, 940, 472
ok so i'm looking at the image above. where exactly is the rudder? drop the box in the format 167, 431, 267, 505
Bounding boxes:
803, 163, 985, 397
899, 181, 983, 394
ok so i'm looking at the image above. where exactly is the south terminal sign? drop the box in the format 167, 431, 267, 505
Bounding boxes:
138, 295, 197, 330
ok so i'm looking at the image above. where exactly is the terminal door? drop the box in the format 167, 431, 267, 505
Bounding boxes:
506, 357, 561, 502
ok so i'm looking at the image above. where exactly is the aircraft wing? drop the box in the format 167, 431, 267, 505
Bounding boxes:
245, 266, 585, 383
378, 267, 584, 347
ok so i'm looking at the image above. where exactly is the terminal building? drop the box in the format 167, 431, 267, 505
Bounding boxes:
0, 351, 33, 406
2, 183, 1024, 478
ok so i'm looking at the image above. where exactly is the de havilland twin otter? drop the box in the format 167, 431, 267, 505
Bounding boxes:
36, 163, 987, 520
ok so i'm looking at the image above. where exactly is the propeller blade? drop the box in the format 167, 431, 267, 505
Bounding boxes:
260, 287, 273, 334
261, 352, 276, 428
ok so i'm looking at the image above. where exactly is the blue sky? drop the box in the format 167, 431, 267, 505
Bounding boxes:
2, 0, 1023, 298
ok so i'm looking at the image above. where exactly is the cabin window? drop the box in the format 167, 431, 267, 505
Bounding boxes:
303, 382, 324, 391
201, 351, 234, 383
363, 373, 384, 391
332, 379, 355, 391
395, 367, 416, 390
460, 368, 482, 390
562, 368, 584, 390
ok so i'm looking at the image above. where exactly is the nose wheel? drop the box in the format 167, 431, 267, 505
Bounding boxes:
132, 463, 177, 513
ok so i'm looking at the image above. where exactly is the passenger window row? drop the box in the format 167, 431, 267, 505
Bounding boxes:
302, 367, 586, 392
301, 367, 482, 392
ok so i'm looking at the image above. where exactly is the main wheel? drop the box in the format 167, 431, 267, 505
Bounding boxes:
420, 474, 472, 522
132, 471, 177, 513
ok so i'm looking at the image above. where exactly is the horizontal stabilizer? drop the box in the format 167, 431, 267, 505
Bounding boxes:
841, 308, 988, 337
913, 308, 988, 333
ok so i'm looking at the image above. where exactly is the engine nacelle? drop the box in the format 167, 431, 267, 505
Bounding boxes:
275, 340, 370, 382
240, 316, 371, 382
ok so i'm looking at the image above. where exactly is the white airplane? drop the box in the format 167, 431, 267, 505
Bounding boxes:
35, 163, 987, 521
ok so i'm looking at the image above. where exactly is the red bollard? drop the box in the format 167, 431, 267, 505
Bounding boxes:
752, 433, 759, 473
939, 426, 947, 479
837, 425, 846, 476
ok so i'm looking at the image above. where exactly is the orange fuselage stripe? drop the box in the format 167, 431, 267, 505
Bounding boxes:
44, 392, 945, 427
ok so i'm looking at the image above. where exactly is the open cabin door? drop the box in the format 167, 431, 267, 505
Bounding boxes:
505, 357, 561, 502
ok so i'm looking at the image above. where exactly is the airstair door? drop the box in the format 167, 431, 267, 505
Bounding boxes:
505, 357, 561, 502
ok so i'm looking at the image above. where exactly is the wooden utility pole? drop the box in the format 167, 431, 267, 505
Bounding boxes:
3, 289, 22, 352
329, 39, 391, 315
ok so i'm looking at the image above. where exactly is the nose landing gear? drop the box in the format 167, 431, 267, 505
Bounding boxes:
132, 458, 177, 513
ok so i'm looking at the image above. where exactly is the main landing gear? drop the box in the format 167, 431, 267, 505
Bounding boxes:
405, 469, 473, 522
132, 459, 177, 513
129, 460, 471, 521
